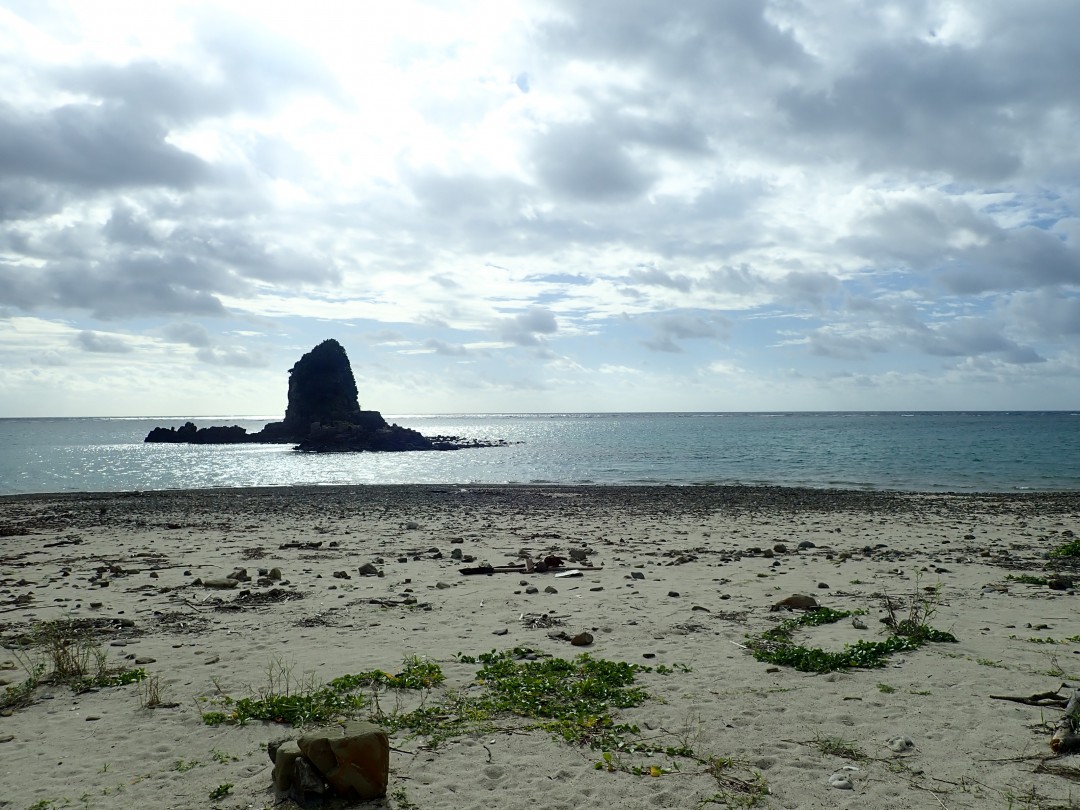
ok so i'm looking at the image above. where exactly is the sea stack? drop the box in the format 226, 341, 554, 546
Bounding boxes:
145, 339, 506, 452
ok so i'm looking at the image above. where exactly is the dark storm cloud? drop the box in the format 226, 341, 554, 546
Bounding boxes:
540, 0, 806, 76
424, 339, 471, 357
531, 122, 655, 202
0, 101, 210, 191
1007, 290, 1080, 337
0, 179, 67, 222
75, 330, 133, 353
162, 322, 213, 348
643, 312, 727, 353
626, 266, 692, 293
809, 310, 1044, 365
0, 255, 232, 320
773, 3, 1080, 180
499, 308, 558, 346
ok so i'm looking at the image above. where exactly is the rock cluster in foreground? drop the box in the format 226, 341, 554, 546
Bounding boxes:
269, 721, 389, 802
145, 339, 507, 452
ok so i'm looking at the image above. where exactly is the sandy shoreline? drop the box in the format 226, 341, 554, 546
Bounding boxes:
2, 484, 1079, 809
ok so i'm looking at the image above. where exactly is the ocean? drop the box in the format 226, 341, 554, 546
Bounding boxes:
0, 412, 1078, 496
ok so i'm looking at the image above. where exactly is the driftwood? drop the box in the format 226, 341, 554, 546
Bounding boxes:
1051, 690, 1080, 754
991, 686, 1080, 753
990, 687, 1071, 708
459, 564, 603, 576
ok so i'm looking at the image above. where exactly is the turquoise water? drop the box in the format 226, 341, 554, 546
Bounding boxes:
0, 412, 1078, 495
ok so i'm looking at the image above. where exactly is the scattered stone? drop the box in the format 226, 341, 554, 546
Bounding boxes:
268, 568, 283, 581
493, 628, 509, 636
630, 571, 645, 580
228, 568, 250, 582
525, 586, 539, 594
332, 571, 351, 580
569, 548, 588, 561
773, 544, 788, 554
570, 632, 593, 647
590, 586, 604, 592
797, 541, 816, 550
435, 581, 451, 590
201, 578, 240, 589
828, 772, 854, 790
770, 594, 819, 612
668, 591, 680, 598
691, 605, 710, 612
544, 586, 558, 594
451, 548, 463, 560
358, 563, 379, 576
887, 735, 914, 753
134, 657, 156, 665
817, 582, 830, 589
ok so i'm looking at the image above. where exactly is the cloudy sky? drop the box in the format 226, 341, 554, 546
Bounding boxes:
2, 0, 1078, 417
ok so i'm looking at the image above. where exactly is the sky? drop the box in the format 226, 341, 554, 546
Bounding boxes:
1, 0, 1079, 417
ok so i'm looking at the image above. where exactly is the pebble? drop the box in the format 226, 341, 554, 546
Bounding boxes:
828, 772, 853, 790
435, 582, 451, 590
493, 628, 508, 636
589, 586, 604, 592
668, 591, 680, 598
544, 586, 558, 594
630, 571, 645, 580
887, 735, 914, 753
570, 632, 593, 647
525, 586, 539, 595
817, 582, 830, 589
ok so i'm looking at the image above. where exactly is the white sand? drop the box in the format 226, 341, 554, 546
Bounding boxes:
1, 485, 1078, 810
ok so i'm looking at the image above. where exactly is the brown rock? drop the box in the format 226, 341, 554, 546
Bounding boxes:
770, 594, 819, 612
297, 722, 389, 800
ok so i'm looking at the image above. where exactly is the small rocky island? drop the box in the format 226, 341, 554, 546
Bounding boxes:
145, 339, 506, 452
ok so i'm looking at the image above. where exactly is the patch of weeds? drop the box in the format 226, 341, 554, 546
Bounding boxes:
2, 621, 145, 712
200, 655, 441, 727
699, 757, 769, 808
876, 683, 896, 694
909, 689, 932, 696
1005, 574, 1049, 586
977, 658, 1007, 669
210, 749, 238, 764
809, 734, 866, 761
172, 759, 201, 772
208, 783, 233, 800
745, 583, 957, 673
390, 787, 419, 810
1048, 538, 1080, 559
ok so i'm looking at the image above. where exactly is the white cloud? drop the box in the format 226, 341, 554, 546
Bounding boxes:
1, 0, 1079, 414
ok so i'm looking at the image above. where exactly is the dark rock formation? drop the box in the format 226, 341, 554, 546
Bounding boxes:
145, 339, 505, 452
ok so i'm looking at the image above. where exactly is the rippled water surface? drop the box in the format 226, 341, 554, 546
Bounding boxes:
1, 412, 1078, 495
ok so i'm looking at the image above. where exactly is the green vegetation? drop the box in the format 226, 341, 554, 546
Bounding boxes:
1005, 574, 1049, 586
1, 621, 145, 713
199, 656, 441, 727
1048, 538, 1080, 559
876, 683, 896, 694
745, 606, 957, 673
200, 647, 766, 803
746, 589, 957, 674
208, 783, 233, 800
810, 734, 866, 761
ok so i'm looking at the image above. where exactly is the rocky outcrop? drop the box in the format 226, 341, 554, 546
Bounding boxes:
145, 339, 505, 452
270, 721, 389, 801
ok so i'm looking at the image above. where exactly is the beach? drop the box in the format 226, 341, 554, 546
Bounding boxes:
2, 484, 1079, 809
